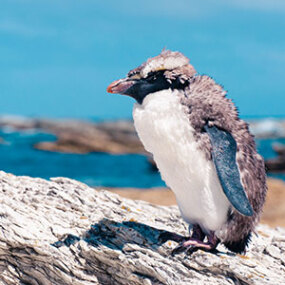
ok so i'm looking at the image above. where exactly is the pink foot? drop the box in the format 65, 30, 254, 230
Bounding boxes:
158, 224, 220, 255
171, 231, 219, 255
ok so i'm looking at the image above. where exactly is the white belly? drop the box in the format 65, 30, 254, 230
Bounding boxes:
133, 89, 230, 232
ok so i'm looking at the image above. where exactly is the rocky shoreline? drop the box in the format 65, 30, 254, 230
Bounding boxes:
265, 144, 285, 172
0, 116, 285, 173
0, 117, 145, 154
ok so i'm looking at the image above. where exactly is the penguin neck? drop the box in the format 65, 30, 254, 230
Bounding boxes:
139, 88, 186, 112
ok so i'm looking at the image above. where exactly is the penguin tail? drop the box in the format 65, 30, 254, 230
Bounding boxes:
223, 232, 252, 254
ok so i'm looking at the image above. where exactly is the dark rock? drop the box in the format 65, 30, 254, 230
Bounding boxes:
265, 144, 285, 172
265, 158, 285, 172
273, 144, 285, 156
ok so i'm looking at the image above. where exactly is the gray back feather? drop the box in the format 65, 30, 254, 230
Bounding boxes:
180, 75, 267, 242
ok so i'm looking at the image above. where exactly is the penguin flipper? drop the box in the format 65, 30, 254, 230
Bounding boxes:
204, 125, 253, 216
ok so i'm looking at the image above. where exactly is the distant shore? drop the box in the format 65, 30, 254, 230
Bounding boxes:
0, 116, 285, 175
1, 115, 285, 225
103, 178, 285, 228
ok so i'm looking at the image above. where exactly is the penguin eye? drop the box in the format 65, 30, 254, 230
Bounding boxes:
146, 72, 158, 82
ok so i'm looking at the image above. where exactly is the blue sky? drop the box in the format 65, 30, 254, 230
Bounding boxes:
0, 0, 284, 119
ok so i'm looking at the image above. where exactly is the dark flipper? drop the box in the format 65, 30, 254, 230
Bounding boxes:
204, 125, 253, 216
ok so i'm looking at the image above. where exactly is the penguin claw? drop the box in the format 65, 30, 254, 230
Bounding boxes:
171, 239, 218, 256
159, 227, 220, 256
186, 246, 199, 255
171, 244, 186, 256
171, 239, 201, 256
185, 244, 215, 255
187, 245, 219, 255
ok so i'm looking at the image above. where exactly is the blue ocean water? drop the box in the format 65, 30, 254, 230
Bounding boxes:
0, 129, 164, 188
255, 138, 285, 181
0, 128, 284, 188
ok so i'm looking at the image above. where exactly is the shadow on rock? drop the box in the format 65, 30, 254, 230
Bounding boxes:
52, 218, 179, 251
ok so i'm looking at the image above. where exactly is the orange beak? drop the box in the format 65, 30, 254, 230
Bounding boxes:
107, 78, 135, 95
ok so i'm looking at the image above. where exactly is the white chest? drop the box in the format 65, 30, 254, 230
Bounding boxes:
133, 89, 230, 232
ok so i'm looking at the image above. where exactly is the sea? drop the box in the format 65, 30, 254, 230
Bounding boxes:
0, 125, 284, 188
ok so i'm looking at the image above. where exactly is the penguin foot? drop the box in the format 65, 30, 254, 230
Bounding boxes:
158, 225, 219, 255
171, 238, 207, 255
171, 231, 219, 256
171, 239, 218, 255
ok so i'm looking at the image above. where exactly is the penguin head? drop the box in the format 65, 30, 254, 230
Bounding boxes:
107, 50, 196, 104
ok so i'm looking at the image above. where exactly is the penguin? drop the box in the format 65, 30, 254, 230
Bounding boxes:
107, 50, 267, 254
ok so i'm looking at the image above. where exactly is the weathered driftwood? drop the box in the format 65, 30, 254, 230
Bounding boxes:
0, 171, 284, 285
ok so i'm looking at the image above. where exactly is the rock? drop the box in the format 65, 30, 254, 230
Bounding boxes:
265, 143, 285, 172
0, 171, 284, 284
2, 116, 285, 173
249, 119, 285, 139
273, 144, 285, 156
0, 116, 145, 154
34, 120, 146, 154
265, 158, 285, 172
